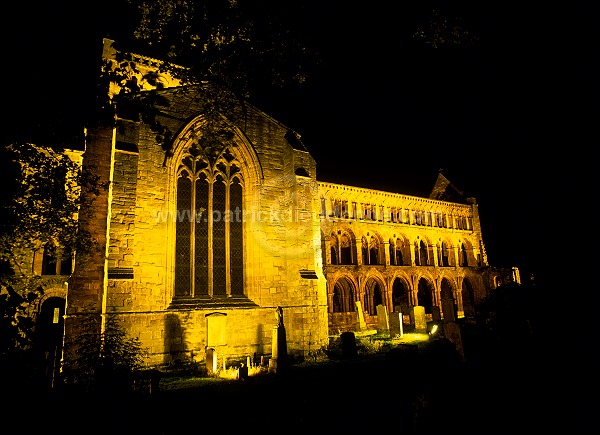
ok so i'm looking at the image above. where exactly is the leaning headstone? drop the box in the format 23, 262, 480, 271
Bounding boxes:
238, 363, 249, 381
441, 298, 456, 323
431, 305, 442, 322
376, 304, 390, 331
412, 306, 427, 333
408, 307, 415, 327
355, 301, 367, 330
389, 311, 403, 337
340, 331, 357, 358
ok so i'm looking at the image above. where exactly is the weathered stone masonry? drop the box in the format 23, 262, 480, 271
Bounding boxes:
56, 39, 504, 368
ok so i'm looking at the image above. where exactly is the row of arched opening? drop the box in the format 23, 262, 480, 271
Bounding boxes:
329, 275, 477, 319
328, 230, 472, 267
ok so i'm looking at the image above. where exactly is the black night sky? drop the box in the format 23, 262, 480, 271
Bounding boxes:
3, 1, 591, 285
1, 3, 597, 430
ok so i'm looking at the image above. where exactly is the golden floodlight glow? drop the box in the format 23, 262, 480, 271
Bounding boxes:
391, 332, 430, 345
218, 364, 265, 380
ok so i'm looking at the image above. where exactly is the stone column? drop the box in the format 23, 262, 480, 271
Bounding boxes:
383, 240, 390, 266
63, 124, 115, 358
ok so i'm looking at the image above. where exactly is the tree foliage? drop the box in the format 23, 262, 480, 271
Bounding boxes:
126, 0, 317, 91
97, 0, 321, 154
0, 143, 101, 260
0, 142, 102, 364
475, 279, 538, 344
61, 315, 149, 394
413, 9, 479, 49
1, 0, 317, 377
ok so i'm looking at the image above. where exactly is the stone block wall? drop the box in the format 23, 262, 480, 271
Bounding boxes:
68, 99, 330, 365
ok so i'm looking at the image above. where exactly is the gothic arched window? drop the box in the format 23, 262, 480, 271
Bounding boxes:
174, 148, 244, 299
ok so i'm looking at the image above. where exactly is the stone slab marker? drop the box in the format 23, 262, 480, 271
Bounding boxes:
355, 301, 367, 330
441, 298, 456, 323
389, 311, 403, 337
206, 347, 217, 375
431, 306, 442, 322
376, 304, 389, 331
412, 306, 427, 333
206, 313, 227, 375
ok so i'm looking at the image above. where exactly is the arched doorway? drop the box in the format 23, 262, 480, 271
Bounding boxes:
35, 296, 65, 390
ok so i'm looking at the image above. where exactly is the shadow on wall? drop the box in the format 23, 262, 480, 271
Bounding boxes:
164, 314, 186, 366
255, 322, 264, 356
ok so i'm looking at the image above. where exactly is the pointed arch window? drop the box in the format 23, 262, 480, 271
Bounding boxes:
339, 232, 355, 265
460, 243, 469, 267
440, 241, 451, 266
333, 287, 343, 313
415, 239, 429, 266
174, 147, 244, 299
369, 236, 380, 265
395, 239, 405, 266
330, 233, 339, 265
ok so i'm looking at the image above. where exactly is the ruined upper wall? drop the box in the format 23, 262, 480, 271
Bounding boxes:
102, 38, 183, 99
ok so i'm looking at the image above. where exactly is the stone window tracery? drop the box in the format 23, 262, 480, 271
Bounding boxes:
174, 146, 244, 299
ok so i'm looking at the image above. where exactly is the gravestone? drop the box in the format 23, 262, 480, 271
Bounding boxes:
238, 363, 249, 381
441, 298, 456, 323
206, 347, 217, 375
431, 306, 442, 322
412, 306, 427, 333
389, 311, 403, 337
376, 304, 390, 331
355, 301, 367, 330
408, 308, 415, 327
340, 331, 357, 358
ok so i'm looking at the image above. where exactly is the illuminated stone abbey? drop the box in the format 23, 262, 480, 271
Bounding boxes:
33, 40, 508, 370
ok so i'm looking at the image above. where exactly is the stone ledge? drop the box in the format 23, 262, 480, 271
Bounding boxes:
167, 297, 259, 310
